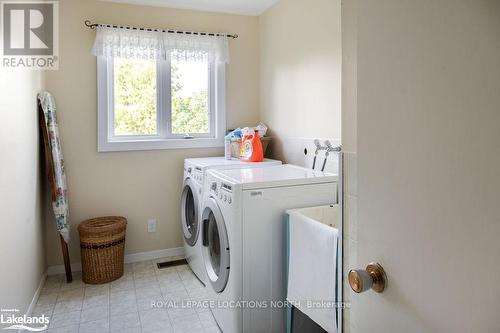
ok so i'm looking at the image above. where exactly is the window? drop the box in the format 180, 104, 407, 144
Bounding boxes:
97, 56, 225, 151
113, 58, 157, 136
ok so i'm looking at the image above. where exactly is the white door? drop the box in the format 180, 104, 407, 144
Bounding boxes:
343, 1, 500, 332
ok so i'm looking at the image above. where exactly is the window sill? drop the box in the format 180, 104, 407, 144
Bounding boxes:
97, 137, 224, 152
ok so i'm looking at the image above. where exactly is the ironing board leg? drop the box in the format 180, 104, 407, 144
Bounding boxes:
60, 235, 72, 283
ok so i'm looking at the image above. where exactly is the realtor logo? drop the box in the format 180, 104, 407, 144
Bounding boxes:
0, 308, 49, 332
1, 0, 59, 69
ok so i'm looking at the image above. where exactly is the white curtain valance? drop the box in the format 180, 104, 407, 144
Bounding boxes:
91, 26, 230, 63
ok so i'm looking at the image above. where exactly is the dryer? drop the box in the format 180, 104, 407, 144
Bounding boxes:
200, 164, 337, 333
181, 157, 281, 285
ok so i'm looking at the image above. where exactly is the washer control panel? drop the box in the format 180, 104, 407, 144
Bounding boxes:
188, 166, 203, 185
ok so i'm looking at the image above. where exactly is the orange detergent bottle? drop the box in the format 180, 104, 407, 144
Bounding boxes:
240, 130, 264, 162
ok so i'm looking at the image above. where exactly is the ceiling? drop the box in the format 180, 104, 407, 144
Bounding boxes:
99, 0, 280, 16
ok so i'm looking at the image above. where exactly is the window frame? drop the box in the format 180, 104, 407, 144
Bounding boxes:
97, 56, 226, 152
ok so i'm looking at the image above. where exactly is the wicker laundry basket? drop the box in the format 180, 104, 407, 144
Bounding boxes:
78, 216, 127, 284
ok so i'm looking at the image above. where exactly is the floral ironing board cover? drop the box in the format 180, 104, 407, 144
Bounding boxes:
38, 92, 70, 242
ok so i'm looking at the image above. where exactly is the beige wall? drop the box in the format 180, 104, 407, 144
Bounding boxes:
0, 70, 45, 313
259, 0, 341, 161
44, 0, 260, 266
346, 0, 500, 332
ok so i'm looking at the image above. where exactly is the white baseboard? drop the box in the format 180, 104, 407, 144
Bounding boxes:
123, 247, 184, 264
47, 247, 185, 276
25, 271, 47, 316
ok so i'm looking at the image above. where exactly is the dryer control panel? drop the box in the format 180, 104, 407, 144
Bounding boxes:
209, 181, 233, 205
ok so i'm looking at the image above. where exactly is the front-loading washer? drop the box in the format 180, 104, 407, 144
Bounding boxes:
200, 164, 337, 332
181, 157, 281, 285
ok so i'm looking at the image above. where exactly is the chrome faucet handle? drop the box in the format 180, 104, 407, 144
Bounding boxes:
324, 140, 332, 157
314, 139, 324, 155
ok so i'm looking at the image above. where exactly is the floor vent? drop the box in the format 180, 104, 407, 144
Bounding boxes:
156, 259, 188, 269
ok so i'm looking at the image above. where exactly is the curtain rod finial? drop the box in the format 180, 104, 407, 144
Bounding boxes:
84, 20, 96, 29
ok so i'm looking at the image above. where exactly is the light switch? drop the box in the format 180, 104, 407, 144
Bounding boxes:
148, 218, 157, 233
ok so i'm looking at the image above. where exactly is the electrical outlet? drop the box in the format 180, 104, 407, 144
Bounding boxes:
147, 218, 157, 233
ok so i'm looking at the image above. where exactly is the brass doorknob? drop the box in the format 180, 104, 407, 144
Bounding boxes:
348, 262, 387, 293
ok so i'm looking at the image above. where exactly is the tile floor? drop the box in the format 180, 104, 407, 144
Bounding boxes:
32, 258, 221, 333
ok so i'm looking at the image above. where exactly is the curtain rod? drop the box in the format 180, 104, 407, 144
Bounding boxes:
84, 20, 238, 39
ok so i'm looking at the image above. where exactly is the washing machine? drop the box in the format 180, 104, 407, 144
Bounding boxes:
181, 157, 281, 285
200, 164, 337, 332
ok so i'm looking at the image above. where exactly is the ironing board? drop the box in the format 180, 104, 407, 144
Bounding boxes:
38, 92, 72, 283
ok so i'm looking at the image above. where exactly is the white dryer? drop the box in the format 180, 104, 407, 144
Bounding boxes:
181, 157, 281, 285
200, 164, 337, 333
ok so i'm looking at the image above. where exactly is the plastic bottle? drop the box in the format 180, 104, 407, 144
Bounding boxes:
224, 135, 232, 160
240, 130, 263, 162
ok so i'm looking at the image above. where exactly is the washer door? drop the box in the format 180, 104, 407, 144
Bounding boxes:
181, 178, 199, 246
201, 197, 230, 293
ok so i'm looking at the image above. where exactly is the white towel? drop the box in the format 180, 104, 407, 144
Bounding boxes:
287, 211, 338, 333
